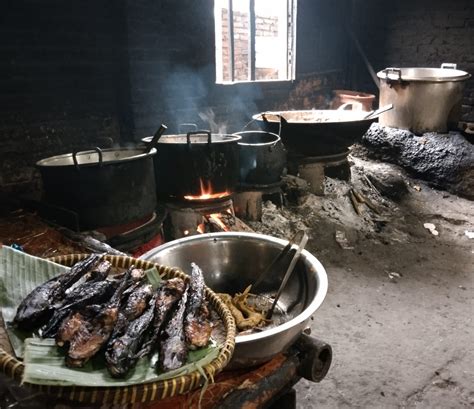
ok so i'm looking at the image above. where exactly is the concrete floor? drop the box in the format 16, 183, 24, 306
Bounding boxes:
253, 157, 474, 408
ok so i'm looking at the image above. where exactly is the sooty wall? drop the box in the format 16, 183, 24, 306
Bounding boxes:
0, 1, 131, 196
0, 0, 349, 196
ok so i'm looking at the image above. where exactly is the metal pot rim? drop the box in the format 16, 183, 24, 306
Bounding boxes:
377, 67, 471, 82
252, 110, 373, 125
142, 134, 241, 145
36, 147, 157, 168
143, 231, 328, 345
233, 130, 281, 147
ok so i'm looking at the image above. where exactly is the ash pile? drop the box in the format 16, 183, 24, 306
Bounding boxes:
247, 155, 415, 253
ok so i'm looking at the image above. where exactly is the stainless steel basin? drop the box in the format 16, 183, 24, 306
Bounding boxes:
141, 232, 328, 368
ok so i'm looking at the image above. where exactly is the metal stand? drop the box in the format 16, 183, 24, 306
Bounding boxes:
288, 150, 351, 196
233, 182, 283, 222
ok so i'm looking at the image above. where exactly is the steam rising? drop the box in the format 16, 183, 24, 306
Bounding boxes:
198, 108, 228, 134
160, 65, 264, 135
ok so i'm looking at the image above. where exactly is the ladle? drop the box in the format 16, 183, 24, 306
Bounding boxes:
363, 103, 393, 120
145, 124, 168, 153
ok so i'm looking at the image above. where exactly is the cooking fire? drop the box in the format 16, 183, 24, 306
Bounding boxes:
183, 178, 231, 201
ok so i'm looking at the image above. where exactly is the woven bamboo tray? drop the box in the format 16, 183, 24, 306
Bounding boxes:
0, 253, 236, 404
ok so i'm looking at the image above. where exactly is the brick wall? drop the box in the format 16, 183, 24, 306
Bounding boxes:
0, 1, 128, 196
221, 10, 250, 82
220, 10, 279, 81
351, 0, 474, 121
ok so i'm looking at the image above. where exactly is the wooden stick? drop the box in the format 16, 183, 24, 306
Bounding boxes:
349, 190, 361, 215
352, 189, 380, 214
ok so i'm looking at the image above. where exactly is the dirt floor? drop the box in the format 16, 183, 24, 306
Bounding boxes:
250, 154, 474, 409
0, 151, 472, 409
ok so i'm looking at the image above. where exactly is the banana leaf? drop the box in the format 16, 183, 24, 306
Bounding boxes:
0, 246, 70, 357
23, 338, 219, 387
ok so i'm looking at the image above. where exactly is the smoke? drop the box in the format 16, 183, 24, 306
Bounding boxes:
161, 64, 264, 135
198, 108, 228, 134
161, 65, 209, 132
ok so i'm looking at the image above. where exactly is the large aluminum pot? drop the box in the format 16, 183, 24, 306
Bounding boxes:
142, 131, 241, 200
36, 147, 157, 230
141, 232, 328, 368
233, 131, 287, 186
377, 64, 471, 134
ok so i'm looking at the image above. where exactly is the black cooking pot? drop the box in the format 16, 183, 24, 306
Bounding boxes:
142, 131, 241, 200
36, 147, 157, 230
252, 110, 379, 156
233, 131, 287, 186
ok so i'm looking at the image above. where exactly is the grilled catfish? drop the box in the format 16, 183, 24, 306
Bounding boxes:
64, 267, 139, 367
105, 295, 157, 378
109, 282, 154, 343
42, 261, 114, 338
184, 263, 212, 349
56, 311, 88, 347
66, 304, 119, 368
123, 283, 154, 320
64, 259, 112, 295
139, 278, 186, 356
13, 253, 103, 331
158, 288, 189, 372
50, 254, 104, 301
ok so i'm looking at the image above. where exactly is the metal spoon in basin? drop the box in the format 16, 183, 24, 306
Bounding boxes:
251, 230, 308, 320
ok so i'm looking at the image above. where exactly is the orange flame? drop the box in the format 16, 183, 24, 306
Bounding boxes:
184, 179, 230, 201
196, 223, 206, 234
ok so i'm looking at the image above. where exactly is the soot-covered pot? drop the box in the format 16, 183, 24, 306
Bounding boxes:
233, 131, 287, 186
36, 147, 157, 229
142, 131, 241, 200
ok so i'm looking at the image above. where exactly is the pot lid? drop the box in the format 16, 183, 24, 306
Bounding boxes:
377, 66, 471, 82
36, 147, 156, 168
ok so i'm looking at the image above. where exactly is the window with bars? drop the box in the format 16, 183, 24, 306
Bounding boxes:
214, 0, 297, 84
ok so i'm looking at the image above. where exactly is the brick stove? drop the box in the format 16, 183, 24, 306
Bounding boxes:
24, 199, 167, 257
163, 195, 235, 240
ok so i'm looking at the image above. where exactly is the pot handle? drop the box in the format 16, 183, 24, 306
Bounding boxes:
382, 67, 402, 82
337, 102, 358, 111
261, 112, 286, 138
240, 117, 259, 132
186, 130, 212, 146
72, 147, 103, 170
441, 63, 457, 70
178, 123, 198, 133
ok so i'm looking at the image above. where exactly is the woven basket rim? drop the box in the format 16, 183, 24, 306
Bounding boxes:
0, 253, 236, 404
